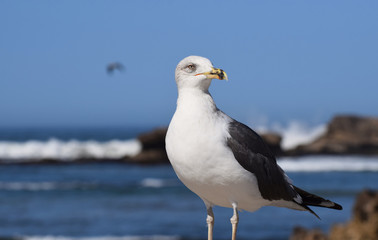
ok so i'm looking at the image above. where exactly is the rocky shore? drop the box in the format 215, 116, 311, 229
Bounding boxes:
127, 114, 378, 164
126, 127, 169, 164
290, 189, 378, 240
1, 114, 377, 165
286, 115, 378, 156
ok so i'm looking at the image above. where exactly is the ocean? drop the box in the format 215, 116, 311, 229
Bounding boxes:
0, 127, 377, 240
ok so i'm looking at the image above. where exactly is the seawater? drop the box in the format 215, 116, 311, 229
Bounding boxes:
0, 159, 377, 240
0, 127, 377, 240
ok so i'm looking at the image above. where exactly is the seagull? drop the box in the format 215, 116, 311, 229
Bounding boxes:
106, 62, 125, 75
165, 56, 342, 240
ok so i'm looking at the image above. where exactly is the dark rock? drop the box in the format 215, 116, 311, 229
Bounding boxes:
352, 189, 378, 223
127, 149, 169, 164
290, 189, 378, 240
128, 127, 169, 164
287, 115, 378, 156
290, 226, 327, 240
328, 189, 378, 240
137, 127, 168, 150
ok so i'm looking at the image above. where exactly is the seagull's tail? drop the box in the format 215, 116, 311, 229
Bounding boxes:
293, 185, 342, 219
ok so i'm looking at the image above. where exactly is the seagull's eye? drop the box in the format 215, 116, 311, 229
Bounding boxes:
187, 64, 196, 71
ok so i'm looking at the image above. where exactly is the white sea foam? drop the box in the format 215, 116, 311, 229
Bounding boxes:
0, 181, 96, 191
278, 156, 378, 172
0, 182, 58, 191
140, 178, 178, 188
270, 121, 326, 150
23, 236, 179, 240
0, 139, 141, 162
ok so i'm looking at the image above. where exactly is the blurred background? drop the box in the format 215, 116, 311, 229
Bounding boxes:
1, 1, 378, 240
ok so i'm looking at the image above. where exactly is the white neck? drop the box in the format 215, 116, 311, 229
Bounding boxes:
176, 88, 217, 115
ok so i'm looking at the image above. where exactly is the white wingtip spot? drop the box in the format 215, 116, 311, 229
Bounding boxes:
320, 201, 335, 207
293, 193, 303, 204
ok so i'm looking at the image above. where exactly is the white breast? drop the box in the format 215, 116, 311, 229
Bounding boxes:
166, 89, 269, 211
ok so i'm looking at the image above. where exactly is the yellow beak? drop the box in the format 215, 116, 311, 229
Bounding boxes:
196, 67, 228, 80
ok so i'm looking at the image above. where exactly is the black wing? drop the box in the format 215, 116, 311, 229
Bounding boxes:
226, 120, 297, 201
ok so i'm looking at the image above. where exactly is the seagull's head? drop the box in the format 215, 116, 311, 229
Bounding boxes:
175, 56, 228, 91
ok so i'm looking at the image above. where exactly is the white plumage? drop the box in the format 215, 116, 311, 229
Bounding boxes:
165, 56, 341, 240
166, 84, 268, 212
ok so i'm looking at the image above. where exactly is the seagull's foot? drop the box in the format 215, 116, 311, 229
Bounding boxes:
230, 203, 239, 240
206, 207, 214, 240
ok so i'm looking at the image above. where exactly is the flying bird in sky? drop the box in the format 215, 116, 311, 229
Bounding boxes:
166, 56, 342, 240
106, 62, 125, 75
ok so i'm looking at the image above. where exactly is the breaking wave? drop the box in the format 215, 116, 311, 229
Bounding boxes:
257, 120, 326, 150
0, 139, 141, 162
272, 121, 326, 150
278, 156, 378, 172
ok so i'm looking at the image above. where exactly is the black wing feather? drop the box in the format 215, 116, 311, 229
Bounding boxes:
227, 120, 297, 201
293, 185, 342, 210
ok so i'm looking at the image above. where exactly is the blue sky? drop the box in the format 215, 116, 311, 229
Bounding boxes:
1, 1, 377, 128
